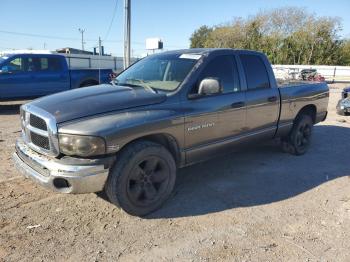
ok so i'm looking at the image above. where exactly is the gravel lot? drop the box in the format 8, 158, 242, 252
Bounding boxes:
0, 84, 349, 262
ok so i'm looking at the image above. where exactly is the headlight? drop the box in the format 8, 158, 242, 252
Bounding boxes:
344, 100, 350, 106
59, 134, 106, 157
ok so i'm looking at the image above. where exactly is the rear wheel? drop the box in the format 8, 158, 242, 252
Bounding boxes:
105, 141, 176, 216
281, 114, 313, 155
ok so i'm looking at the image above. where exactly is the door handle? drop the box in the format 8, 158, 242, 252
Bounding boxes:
267, 96, 278, 102
231, 101, 245, 108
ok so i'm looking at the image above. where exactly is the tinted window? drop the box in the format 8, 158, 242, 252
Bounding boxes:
48, 57, 62, 71
40, 58, 49, 70
240, 55, 270, 90
2, 56, 62, 73
24, 57, 63, 72
27, 57, 41, 71
197, 55, 240, 93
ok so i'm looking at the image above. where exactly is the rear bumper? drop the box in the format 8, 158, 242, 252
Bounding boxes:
13, 138, 110, 193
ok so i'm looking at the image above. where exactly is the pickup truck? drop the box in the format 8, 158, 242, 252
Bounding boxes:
13, 49, 329, 216
336, 86, 350, 115
0, 53, 113, 100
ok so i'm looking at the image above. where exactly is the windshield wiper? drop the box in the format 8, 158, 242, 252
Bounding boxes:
117, 82, 142, 88
118, 78, 158, 93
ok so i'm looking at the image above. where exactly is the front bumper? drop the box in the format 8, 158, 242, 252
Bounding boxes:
13, 138, 110, 193
336, 98, 350, 116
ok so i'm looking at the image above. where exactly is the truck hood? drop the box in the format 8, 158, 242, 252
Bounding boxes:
29, 84, 167, 123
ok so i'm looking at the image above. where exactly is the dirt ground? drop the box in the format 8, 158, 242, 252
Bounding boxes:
0, 84, 349, 262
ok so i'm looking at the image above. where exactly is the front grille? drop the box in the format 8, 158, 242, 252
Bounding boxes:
30, 114, 47, 131
21, 105, 59, 156
30, 132, 50, 150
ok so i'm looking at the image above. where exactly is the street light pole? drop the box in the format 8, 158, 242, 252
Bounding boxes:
78, 28, 86, 51
124, 0, 131, 69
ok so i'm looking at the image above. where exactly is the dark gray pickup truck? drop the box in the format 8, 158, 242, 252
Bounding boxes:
13, 49, 329, 216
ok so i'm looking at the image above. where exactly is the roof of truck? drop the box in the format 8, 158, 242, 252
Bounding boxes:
156, 48, 264, 56
0, 50, 53, 56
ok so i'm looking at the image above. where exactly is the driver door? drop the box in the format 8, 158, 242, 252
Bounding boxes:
184, 55, 246, 163
0, 56, 39, 99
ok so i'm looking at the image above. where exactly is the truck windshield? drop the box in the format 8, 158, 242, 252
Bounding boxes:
116, 53, 200, 92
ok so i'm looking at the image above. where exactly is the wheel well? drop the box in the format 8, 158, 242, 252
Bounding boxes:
79, 79, 99, 87
296, 105, 317, 123
131, 134, 181, 167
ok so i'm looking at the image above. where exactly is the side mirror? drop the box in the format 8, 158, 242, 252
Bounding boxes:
0, 66, 10, 74
198, 77, 222, 96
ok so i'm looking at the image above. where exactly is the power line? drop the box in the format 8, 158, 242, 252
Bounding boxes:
0, 30, 78, 41
0, 29, 143, 44
0, 30, 187, 49
103, 0, 118, 41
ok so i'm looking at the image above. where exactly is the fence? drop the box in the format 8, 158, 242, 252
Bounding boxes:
62, 53, 138, 72
272, 64, 350, 83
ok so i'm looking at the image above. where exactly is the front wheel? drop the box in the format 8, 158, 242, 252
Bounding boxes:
105, 141, 176, 216
281, 114, 313, 156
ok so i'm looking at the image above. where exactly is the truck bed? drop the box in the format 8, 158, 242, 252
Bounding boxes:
276, 81, 329, 136
277, 79, 320, 88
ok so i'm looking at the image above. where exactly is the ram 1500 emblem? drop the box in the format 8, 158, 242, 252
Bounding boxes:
187, 122, 215, 132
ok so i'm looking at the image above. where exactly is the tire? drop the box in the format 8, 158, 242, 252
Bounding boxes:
281, 114, 313, 156
105, 141, 176, 216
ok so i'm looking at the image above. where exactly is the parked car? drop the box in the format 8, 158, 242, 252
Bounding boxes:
13, 49, 329, 216
341, 86, 350, 99
0, 53, 113, 100
336, 98, 350, 115
299, 68, 325, 82
336, 86, 350, 115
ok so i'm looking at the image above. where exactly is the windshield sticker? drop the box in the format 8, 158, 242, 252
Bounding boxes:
179, 54, 202, 60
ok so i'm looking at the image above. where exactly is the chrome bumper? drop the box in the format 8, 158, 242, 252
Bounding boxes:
13, 138, 109, 194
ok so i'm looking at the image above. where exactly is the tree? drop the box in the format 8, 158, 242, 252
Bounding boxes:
189, 7, 348, 65
341, 40, 350, 65
189, 26, 213, 48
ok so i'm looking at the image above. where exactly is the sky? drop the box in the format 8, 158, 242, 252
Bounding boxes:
1, 0, 350, 57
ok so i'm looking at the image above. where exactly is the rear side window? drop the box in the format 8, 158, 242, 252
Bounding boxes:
27, 57, 62, 72
48, 57, 63, 71
197, 55, 240, 93
40, 58, 49, 70
240, 55, 270, 90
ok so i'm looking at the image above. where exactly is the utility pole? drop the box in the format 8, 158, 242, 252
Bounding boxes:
98, 37, 102, 55
78, 28, 86, 51
98, 36, 102, 83
124, 0, 131, 69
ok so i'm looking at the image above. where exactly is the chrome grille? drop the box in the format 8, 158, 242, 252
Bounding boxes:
20, 104, 59, 157
30, 114, 47, 131
30, 132, 50, 150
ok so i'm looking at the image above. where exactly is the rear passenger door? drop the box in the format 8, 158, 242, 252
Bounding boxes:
29, 56, 70, 95
239, 54, 280, 137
